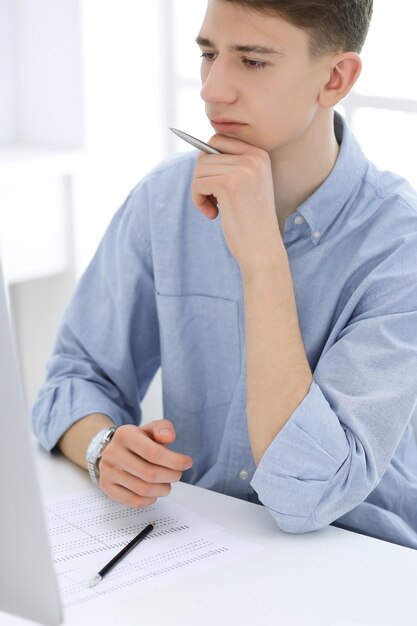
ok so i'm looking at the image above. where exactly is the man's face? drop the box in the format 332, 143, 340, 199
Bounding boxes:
198, 0, 331, 157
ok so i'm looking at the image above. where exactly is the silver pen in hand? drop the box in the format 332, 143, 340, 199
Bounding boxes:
169, 127, 222, 155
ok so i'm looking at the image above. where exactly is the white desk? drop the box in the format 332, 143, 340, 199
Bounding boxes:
2, 446, 417, 626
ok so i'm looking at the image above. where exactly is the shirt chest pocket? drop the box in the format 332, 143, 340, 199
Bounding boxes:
155, 293, 242, 413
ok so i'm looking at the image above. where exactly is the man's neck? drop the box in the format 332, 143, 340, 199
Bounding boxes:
270, 110, 340, 235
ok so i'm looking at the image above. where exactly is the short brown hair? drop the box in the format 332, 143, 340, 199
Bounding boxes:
223, 0, 373, 56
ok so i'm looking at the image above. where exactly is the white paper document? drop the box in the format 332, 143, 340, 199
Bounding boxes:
44, 489, 263, 621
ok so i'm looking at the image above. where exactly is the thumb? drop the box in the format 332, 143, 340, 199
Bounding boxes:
140, 419, 176, 444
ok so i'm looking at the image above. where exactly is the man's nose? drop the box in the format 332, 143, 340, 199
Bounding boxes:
200, 59, 238, 105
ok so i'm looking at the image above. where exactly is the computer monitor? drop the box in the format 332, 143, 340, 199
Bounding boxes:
0, 260, 62, 625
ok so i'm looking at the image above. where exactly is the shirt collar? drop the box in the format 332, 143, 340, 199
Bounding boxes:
288, 112, 369, 246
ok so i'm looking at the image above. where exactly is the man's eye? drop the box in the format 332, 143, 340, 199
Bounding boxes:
243, 59, 267, 70
200, 52, 216, 61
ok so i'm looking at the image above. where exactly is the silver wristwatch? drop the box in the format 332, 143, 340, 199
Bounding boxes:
86, 426, 117, 486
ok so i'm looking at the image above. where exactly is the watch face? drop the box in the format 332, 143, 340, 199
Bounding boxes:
86, 427, 115, 464
86, 429, 112, 485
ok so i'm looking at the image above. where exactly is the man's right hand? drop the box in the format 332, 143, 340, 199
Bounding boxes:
98, 419, 193, 508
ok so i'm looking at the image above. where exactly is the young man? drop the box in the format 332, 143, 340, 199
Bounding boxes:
32, 0, 417, 549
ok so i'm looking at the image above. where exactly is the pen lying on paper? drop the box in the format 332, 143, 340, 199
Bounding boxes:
169, 127, 222, 154
87, 523, 154, 588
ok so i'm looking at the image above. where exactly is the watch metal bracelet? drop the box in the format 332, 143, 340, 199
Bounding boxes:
86, 426, 117, 486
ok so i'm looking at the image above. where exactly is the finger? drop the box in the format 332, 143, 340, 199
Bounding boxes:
140, 419, 176, 444
196, 198, 219, 220
101, 482, 157, 509
191, 185, 219, 219
102, 446, 183, 484
206, 134, 262, 156
194, 162, 236, 178
137, 435, 193, 471
112, 469, 172, 498
191, 179, 224, 215
197, 149, 242, 165
115, 425, 193, 472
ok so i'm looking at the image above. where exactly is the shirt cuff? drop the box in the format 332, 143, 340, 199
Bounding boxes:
31, 377, 137, 452
250, 380, 350, 532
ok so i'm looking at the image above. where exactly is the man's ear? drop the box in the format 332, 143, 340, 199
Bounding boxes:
318, 52, 362, 108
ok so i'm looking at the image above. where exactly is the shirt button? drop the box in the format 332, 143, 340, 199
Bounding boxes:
239, 469, 250, 480
312, 231, 321, 239
294, 215, 304, 225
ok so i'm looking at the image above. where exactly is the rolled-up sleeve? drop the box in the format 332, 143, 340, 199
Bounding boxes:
31, 179, 161, 451
251, 278, 417, 533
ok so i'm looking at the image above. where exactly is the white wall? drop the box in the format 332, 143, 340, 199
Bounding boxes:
72, 0, 167, 274
16, 0, 83, 147
0, 0, 16, 143
0, 0, 171, 418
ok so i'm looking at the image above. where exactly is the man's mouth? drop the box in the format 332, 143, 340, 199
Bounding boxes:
210, 118, 247, 131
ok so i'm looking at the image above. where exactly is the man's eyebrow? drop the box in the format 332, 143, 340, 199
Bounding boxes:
195, 35, 283, 57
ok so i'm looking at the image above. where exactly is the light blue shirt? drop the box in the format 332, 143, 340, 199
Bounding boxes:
32, 113, 417, 549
